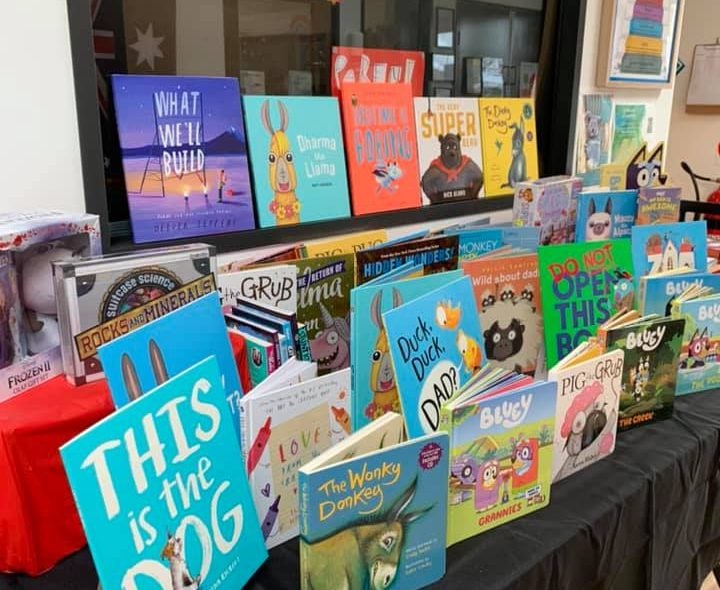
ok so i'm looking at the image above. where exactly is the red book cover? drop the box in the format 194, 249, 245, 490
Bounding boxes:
340, 82, 422, 216
331, 46, 425, 97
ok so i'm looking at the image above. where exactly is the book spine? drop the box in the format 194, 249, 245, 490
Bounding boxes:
638, 277, 647, 316
298, 473, 310, 590
266, 343, 277, 374
436, 404, 454, 543
239, 398, 250, 465
297, 324, 312, 362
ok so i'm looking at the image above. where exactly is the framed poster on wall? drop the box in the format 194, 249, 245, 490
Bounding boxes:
596, 0, 684, 88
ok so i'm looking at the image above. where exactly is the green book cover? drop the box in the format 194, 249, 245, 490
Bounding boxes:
287, 254, 355, 375
538, 240, 634, 370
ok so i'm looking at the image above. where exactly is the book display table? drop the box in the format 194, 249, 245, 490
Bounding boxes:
0, 377, 113, 576
2, 389, 719, 589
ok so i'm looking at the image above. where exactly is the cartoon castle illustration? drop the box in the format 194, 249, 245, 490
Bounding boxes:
646, 235, 694, 272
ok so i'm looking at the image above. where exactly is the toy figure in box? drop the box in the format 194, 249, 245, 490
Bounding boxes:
0, 212, 101, 401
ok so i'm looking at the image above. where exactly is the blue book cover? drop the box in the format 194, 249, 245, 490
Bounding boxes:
60, 357, 268, 590
97, 293, 244, 439
641, 272, 720, 316
351, 270, 462, 431
383, 276, 487, 438
501, 226, 540, 250
244, 96, 351, 228
299, 433, 449, 590
631, 221, 708, 288
575, 190, 638, 242
111, 75, 256, 244
675, 295, 720, 396
445, 228, 504, 261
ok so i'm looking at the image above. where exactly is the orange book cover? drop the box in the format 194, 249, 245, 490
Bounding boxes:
340, 82, 422, 215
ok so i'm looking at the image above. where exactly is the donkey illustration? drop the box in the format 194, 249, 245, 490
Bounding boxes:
161, 534, 201, 590
301, 477, 432, 590
368, 289, 402, 419
261, 100, 300, 225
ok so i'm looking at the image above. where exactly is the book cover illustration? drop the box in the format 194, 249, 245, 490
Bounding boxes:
218, 265, 298, 311
111, 75, 256, 243
442, 381, 556, 546
97, 292, 244, 428
354, 235, 459, 286
340, 83, 422, 216
538, 240, 635, 369
674, 296, 720, 396
331, 46, 425, 97
575, 190, 638, 242
462, 254, 543, 376
576, 94, 613, 187
303, 230, 388, 258
287, 254, 355, 375
641, 272, 720, 316
636, 187, 682, 225
479, 98, 539, 197
548, 350, 623, 481
299, 433, 449, 590
242, 369, 351, 549
60, 357, 267, 590
384, 276, 486, 438
631, 221, 708, 285
244, 96, 351, 228
414, 97, 484, 205
351, 271, 462, 431
605, 317, 684, 428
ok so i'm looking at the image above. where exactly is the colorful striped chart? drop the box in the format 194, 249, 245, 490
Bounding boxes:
621, 0, 665, 75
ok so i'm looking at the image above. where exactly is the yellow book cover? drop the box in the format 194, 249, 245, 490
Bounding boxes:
302, 229, 388, 257
625, 35, 663, 56
478, 98, 539, 197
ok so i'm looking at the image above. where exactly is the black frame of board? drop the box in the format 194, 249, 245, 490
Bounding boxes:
66, 0, 585, 254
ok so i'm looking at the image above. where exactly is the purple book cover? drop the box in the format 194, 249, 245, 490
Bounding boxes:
111, 75, 256, 243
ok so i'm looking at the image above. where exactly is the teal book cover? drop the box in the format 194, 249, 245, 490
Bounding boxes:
60, 357, 268, 590
351, 270, 462, 431
631, 221, 708, 288
575, 190, 637, 242
641, 272, 720, 316
97, 293, 244, 438
675, 295, 720, 396
383, 276, 486, 438
244, 96, 351, 228
299, 433, 449, 590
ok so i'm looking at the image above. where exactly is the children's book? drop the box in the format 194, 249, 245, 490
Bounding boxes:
639, 271, 720, 316
512, 176, 583, 245
672, 293, 720, 396
351, 270, 462, 431
631, 221, 708, 288
439, 380, 556, 546
298, 430, 449, 590
111, 75, 256, 243
340, 83, 422, 215
303, 230, 388, 257
240, 369, 350, 549
636, 187, 682, 225
538, 240, 635, 370
604, 316, 685, 429
462, 253, 543, 376
96, 292, 244, 430
284, 254, 355, 375
218, 264, 298, 311
354, 235, 459, 285
450, 228, 504, 261
478, 98, 539, 196
414, 97, 485, 205
228, 325, 276, 388
384, 276, 486, 438
575, 190, 638, 242
243, 96, 351, 228
548, 350, 623, 481
61, 357, 267, 589
251, 358, 317, 397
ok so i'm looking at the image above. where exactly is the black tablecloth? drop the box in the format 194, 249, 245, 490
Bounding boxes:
3, 391, 720, 590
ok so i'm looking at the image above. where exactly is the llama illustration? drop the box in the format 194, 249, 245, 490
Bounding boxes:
261, 100, 301, 225
301, 477, 432, 590
366, 289, 403, 420
161, 534, 201, 590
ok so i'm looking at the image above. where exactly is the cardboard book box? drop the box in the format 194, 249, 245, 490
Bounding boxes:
0, 211, 101, 401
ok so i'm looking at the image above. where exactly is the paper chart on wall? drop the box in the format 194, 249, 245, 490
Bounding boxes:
687, 45, 720, 106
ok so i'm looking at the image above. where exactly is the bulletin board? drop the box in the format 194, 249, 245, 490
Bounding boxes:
686, 43, 720, 108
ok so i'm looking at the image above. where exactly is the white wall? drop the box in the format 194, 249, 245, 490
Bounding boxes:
0, 1, 85, 213
572, 0, 679, 182
666, 0, 720, 200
